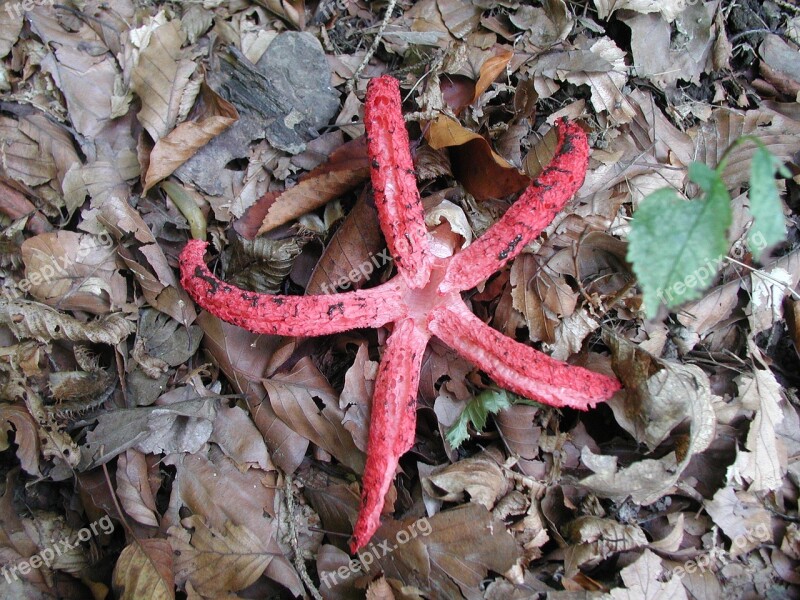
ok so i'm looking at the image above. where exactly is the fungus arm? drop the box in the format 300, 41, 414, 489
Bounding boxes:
427, 300, 620, 410
440, 119, 590, 294
364, 76, 433, 289
350, 317, 429, 552
179, 240, 404, 336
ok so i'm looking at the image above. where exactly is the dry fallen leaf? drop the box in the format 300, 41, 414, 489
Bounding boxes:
112, 537, 174, 600
426, 114, 530, 201
728, 343, 786, 493
563, 515, 648, 576
422, 447, 509, 509
264, 357, 365, 473
131, 19, 197, 143
21, 231, 126, 314
237, 137, 369, 237
170, 516, 273, 595
579, 336, 716, 504
143, 84, 238, 192
609, 548, 688, 599
115, 449, 160, 528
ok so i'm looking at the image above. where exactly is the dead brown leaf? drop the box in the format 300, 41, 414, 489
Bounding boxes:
426, 114, 530, 201
196, 312, 309, 473
163, 451, 303, 595
20, 231, 125, 314
143, 84, 238, 192
563, 515, 648, 576
305, 192, 384, 295
116, 449, 160, 528
112, 537, 174, 600
264, 356, 365, 473
170, 516, 273, 596
131, 19, 197, 143
366, 503, 519, 599
236, 137, 369, 238
422, 447, 509, 509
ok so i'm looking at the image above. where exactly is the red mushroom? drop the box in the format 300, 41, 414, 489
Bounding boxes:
179, 75, 621, 552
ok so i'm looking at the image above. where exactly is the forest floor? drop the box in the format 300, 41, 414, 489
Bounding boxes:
1, 1, 800, 599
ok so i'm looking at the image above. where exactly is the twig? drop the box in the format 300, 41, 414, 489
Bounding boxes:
346, 0, 398, 95
284, 474, 323, 600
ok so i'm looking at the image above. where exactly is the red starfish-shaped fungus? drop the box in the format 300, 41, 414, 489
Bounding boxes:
179, 75, 621, 552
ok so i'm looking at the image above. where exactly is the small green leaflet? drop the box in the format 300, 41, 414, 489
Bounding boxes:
628, 143, 788, 318
446, 389, 541, 449
749, 146, 789, 260
627, 163, 732, 319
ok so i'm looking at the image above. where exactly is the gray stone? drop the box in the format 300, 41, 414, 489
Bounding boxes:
177, 33, 339, 195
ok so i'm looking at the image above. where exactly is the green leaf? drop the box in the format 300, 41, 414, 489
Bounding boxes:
627, 168, 732, 318
446, 389, 515, 450
748, 146, 788, 260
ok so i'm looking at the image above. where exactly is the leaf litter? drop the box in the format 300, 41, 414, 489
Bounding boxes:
1, 0, 800, 598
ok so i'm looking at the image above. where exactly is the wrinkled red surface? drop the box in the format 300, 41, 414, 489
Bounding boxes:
179, 75, 621, 553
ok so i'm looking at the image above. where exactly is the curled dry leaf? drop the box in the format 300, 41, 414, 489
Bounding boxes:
27, 8, 121, 144
0, 298, 134, 345
693, 107, 800, 189
759, 34, 800, 97
228, 234, 313, 294
79, 398, 216, 470
510, 0, 574, 48
209, 403, 274, 471
423, 447, 509, 509
131, 19, 197, 143
237, 137, 370, 238
494, 404, 543, 471
578, 335, 715, 504
729, 343, 786, 493
592, 0, 687, 22
97, 196, 195, 325
18, 386, 80, 469
608, 548, 688, 599
116, 449, 160, 528
162, 451, 303, 595
0, 5, 23, 57
426, 114, 530, 201
621, 3, 719, 91
0, 403, 41, 475
340, 343, 377, 453
23, 512, 91, 576
20, 231, 126, 314
0, 116, 57, 188
133, 309, 203, 374
363, 503, 519, 599
0, 472, 47, 592
563, 515, 648, 577
305, 193, 384, 295
704, 486, 773, 558
263, 356, 365, 473
195, 312, 309, 473
259, 0, 306, 29
511, 253, 577, 344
